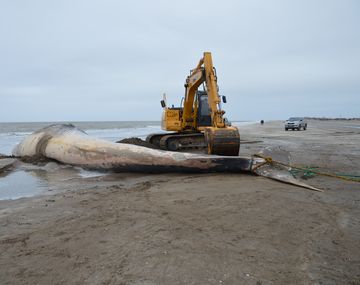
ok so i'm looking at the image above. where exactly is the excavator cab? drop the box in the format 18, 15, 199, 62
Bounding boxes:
196, 91, 212, 127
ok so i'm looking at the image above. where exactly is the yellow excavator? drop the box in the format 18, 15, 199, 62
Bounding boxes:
146, 52, 240, 156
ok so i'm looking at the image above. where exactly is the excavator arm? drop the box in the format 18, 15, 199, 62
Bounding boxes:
182, 62, 204, 130
203, 52, 226, 128
182, 52, 226, 130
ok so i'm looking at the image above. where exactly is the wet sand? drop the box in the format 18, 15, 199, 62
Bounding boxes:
0, 120, 359, 284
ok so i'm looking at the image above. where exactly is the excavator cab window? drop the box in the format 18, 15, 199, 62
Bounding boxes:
197, 91, 212, 127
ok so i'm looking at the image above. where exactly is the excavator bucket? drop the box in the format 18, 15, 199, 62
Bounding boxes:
204, 127, 240, 156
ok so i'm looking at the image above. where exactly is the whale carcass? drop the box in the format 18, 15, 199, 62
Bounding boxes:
12, 124, 321, 191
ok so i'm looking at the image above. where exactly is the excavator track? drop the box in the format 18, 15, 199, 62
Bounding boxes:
147, 132, 206, 152
146, 129, 240, 156
159, 133, 206, 151
146, 133, 174, 149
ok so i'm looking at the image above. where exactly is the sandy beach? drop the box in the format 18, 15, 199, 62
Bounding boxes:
0, 120, 359, 284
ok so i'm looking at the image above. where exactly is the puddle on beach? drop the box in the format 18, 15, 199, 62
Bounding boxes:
0, 163, 109, 201
0, 170, 46, 200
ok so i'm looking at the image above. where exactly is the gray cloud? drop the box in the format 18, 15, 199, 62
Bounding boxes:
0, 0, 359, 121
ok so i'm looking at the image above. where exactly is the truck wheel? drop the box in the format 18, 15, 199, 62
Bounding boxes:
285, 128, 288, 131
304, 125, 307, 130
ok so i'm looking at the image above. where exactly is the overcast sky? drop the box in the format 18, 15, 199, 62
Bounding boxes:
0, 0, 359, 122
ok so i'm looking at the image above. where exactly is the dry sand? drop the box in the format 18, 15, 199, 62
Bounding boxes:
0, 120, 359, 285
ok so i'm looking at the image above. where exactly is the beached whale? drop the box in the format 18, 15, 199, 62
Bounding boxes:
12, 124, 320, 191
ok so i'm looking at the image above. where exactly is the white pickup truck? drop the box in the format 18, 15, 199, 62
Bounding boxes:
285, 117, 307, 131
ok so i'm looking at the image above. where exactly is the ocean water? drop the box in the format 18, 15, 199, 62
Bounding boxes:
0, 121, 254, 200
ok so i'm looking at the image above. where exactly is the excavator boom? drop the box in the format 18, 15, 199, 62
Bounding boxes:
203, 52, 225, 128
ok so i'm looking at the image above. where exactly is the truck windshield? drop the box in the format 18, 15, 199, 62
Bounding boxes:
289, 117, 301, 121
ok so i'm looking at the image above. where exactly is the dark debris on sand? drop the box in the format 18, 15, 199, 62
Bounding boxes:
116, 137, 160, 149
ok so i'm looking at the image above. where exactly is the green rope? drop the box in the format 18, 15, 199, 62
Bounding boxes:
254, 154, 360, 183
